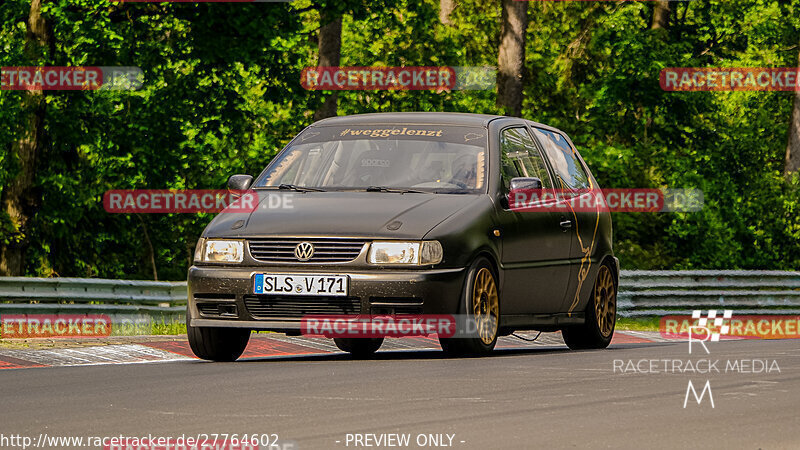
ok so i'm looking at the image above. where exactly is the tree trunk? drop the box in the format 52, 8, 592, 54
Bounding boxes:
651, 0, 671, 30
440, 0, 456, 26
496, 0, 528, 117
137, 215, 158, 281
0, 0, 52, 276
786, 49, 800, 176
314, 10, 342, 121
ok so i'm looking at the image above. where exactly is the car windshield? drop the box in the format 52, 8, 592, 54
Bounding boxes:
255, 125, 488, 192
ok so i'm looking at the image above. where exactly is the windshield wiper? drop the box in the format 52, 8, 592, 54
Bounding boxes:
433, 189, 474, 194
277, 184, 326, 192
365, 186, 430, 194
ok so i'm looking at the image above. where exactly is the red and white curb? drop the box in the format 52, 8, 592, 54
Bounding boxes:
0, 331, 669, 370
0, 344, 191, 369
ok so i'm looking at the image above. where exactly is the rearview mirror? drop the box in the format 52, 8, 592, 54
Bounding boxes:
227, 174, 254, 191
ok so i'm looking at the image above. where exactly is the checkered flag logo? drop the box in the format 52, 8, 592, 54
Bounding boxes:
692, 309, 733, 341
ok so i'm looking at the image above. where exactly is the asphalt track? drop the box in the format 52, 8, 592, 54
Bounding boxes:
1, 334, 798, 449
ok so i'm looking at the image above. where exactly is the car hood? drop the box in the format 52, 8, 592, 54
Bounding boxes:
204, 191, 482, 239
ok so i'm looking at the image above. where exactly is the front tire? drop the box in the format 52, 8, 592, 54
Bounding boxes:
439, 257, 500, 356
187, 313, 250, 362
334, 338, 384, 358
562, 263, 617, 350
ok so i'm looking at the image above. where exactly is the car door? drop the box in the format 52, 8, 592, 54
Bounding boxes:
530, 127, 600, 314
495, 126, 572, 315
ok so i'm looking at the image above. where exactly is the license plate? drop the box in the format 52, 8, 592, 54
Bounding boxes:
253, 274, 349, 297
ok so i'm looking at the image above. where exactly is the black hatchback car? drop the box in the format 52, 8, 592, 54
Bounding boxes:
187, 112, 618, 360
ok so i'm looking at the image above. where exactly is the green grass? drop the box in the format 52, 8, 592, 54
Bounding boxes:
150, 321, 187, 335
615, 316, 661, 332
108, 318, 187, 336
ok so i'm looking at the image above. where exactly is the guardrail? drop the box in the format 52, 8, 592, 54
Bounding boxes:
618, 270, 800, 316
0, 277, 186, 317
0, 271, 798, 318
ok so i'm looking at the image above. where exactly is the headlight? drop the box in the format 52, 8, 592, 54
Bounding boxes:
420, 240, 444, 265
368, 241, 443, 265
198, 239, 244, 264
193, 238, 206, 263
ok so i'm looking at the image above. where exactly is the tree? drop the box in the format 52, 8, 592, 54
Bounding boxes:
651, 0, 671, 30
786, 43, 800, 176
1, 0, 798, 278
496, 0, 527, 117
314, 6, 343, 121
440, 0, 456, 26
0, 0, 53, 276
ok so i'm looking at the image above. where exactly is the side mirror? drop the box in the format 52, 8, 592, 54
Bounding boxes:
507, 177, 543, 210
509, 177, 542, 191
227, 174, 254, 191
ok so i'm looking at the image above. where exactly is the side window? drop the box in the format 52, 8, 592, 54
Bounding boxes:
499, 127, 553, 190
531, 128, 590, 190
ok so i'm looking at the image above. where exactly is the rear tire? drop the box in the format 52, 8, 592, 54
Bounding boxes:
186, 313, 250, 362
334, 338, 384, 358
439, 257, 499, 356
562, 263, 617, 350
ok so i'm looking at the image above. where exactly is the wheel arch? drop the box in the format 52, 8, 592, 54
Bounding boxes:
455, 250, 501, 315
599, 254, 619, 286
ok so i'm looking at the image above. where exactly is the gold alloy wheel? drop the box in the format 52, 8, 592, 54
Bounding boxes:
472, 267, 499, 345
594, 265, 617, 337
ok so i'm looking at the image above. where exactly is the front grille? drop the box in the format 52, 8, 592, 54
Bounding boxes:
369, 297, 424, 315
196, 302, 238, 317
244, 295, 361, 319
197, 303, 221, 315
194, 293, 236, 300
369, 305, 424, 315
248, 238, 368, 263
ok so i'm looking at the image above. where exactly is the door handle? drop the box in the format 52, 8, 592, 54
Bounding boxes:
559, 218, 573, 231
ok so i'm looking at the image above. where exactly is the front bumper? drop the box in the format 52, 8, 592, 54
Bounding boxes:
187, 265, 467, 331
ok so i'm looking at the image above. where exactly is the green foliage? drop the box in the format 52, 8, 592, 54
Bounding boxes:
616, 316, 661, 332
0, 0, 798, 278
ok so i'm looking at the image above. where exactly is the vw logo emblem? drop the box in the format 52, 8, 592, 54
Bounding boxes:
294, 242, 315, 261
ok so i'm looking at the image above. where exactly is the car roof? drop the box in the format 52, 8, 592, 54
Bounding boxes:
312, 112, 502, 127
310, 112, 567, 135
